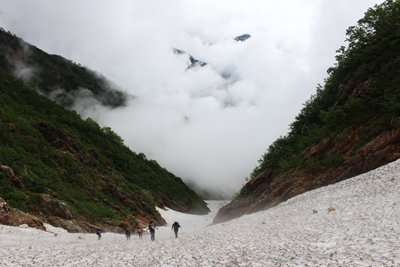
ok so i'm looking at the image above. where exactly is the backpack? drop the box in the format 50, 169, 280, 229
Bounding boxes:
172, 222, 180, 229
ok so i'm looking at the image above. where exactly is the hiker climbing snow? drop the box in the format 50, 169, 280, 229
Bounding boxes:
148, 221, 158, 241
171, 221, 181, 238
96, 228, 102, 240
125, 229, 131, 240
137, 229, 143, 239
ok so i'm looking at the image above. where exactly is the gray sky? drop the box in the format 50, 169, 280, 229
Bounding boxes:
1, 0, 384, 197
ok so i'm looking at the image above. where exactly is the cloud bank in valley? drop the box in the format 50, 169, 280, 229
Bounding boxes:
0, 0, 384, 198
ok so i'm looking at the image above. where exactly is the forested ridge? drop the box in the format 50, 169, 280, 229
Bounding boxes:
0, 28, 127, 108
0, 32, 209, 232
210, 1, 400, 223
242, 0, 400, 188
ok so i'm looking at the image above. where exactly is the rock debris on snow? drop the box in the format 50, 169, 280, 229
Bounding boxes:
0, 159, 400, 266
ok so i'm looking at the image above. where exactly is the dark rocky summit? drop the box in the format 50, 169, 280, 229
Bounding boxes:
234, 34, 251, 42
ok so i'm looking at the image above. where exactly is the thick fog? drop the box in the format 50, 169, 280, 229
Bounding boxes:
0, 0, 384, 198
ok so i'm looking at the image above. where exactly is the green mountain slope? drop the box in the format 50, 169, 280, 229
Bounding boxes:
0, 28, 127, 108
0, 67, 209, 232
214, 0, 400, 223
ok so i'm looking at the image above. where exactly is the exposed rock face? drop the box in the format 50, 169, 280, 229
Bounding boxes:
0, 165, 25, 190
153, 191, 190, 213
40, 194, 73, 220
34, 121, 82, 155
0, 198, 45, 231
214, 119, 400, 224
45, 216, 84, 233
42, 215, 140, 234
99, 177, 166, 227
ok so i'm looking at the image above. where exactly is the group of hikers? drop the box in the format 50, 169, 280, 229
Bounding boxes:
149, 220, 181, 240
123, 228, 144, 240
95, 221, 181, 241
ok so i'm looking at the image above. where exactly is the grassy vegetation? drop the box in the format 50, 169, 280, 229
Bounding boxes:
0, 67, 208, 221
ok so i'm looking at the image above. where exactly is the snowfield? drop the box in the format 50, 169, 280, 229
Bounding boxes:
1, 159, 400, 266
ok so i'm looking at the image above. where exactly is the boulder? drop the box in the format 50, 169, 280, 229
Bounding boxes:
0, 165, 25, 189
0, 198, 45, 230
40, 194, 73, 220
45, 216, 83, 233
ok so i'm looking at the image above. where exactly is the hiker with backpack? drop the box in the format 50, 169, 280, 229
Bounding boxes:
125, 229, 131, 240
171, 221, 181, 238
96, 228, 103, 240
137, 229, 143, 239
148, 221, 158, 241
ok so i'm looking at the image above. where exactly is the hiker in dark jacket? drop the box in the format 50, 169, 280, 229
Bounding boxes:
148, 221, 158, 241
125, 229, 131, 240
171, 221, 181, 238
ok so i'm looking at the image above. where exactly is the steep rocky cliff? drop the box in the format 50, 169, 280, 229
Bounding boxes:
215, 118, 400, 223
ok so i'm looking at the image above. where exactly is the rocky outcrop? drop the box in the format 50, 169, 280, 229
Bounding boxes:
34, 121, 82, 155
0, 165, 25, 190
152, 191, 190, 213
99, 176, 166, 227
43, 215, 139, 234
214, 118, 400, 224
44, 216, 84, 233
40, 194, 73, 220
0, 198, 45, 230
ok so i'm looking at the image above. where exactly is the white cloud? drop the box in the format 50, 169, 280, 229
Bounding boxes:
0, 0, 384, 198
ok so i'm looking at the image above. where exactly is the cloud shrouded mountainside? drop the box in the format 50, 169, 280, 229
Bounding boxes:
0, 64, 210, 232
0, 28, 129, 109
214, 0, 400, 223
0, 0, 384, 199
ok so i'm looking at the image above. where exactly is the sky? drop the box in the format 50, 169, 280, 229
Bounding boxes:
0, 0, 384, 198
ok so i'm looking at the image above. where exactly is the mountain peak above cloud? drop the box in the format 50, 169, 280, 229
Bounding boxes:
234, 33, 251, 42
172, 48, 207, 69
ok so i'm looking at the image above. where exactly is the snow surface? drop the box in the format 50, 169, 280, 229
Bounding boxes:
1, 159, 400, 266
